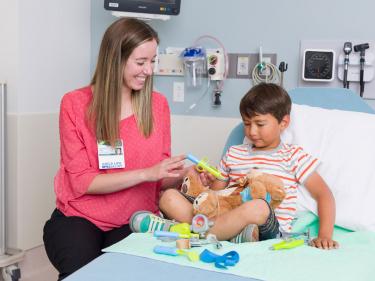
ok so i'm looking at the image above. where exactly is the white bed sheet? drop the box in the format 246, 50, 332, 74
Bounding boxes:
282, 103, 375, 231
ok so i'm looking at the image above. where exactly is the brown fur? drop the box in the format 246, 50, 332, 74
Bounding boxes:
244, 169, 286, 209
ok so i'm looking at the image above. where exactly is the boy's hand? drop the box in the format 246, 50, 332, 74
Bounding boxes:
198, 170, 216, 186
309, 237, 339, 250
186, 165, 215, 186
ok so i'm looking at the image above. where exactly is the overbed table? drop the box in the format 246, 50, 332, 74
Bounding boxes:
65, 252, 261, 281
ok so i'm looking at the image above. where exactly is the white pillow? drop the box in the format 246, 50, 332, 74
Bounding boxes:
283, 103, 375, 231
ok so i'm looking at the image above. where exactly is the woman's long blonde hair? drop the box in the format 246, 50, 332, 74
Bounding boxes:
89, 18, 159, 145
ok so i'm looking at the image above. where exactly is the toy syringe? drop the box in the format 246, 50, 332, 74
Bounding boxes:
186, 154, 224, 180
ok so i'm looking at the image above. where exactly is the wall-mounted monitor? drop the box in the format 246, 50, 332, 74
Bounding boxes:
104, 0, 181, 17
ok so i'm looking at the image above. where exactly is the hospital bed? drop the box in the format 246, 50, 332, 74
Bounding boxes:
66, 87, 375, 281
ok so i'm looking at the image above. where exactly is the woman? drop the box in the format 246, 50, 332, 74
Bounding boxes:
43, 18, 186, 280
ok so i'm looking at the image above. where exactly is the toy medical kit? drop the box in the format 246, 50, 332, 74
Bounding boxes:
154, 230, 198, 241
200, 249, 240, 269
201, 234, 222, 249
280, 229, 310, 240
154, 214, 222, 249
169, 222, 191, 235
154, 230, 222, 249
191, 214, 222, 249
186, 154, 224, 180
153, 245, 199, 262
176, 239, 190, 249
270, 229, 310, 250
191, 214, 213, 234
270, 239, 305, 250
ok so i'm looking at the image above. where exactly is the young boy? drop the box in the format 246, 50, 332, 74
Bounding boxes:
132, 83, 339, 250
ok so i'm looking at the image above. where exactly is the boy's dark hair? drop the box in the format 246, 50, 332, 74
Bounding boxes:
239, 83, 291, 122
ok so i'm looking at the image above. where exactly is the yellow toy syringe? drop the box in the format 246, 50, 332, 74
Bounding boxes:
186, 154, 224, 180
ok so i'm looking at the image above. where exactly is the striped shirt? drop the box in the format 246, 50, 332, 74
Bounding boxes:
219, 142, 320, 232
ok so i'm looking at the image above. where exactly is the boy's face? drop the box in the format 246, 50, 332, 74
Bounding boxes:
243, 113, 290, 151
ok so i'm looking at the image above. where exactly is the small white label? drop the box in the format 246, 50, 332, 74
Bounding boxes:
237, 56, 249, 76
108, 2, 119, 8
98, 140, 125, 169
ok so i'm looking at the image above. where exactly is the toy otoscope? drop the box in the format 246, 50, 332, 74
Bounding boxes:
186, 154, 224, 180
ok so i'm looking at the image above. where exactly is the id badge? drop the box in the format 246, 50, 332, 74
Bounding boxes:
97, 140, 125, 169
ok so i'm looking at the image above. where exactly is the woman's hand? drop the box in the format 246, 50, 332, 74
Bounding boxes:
145, 155, 186, 182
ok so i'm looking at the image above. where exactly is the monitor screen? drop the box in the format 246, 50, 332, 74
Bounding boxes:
104, 0, 181, 16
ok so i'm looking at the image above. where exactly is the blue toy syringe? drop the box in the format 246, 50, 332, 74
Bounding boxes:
186, 154, 224, 180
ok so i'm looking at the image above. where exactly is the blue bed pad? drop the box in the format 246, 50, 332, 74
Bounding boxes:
66, 211, 375, 281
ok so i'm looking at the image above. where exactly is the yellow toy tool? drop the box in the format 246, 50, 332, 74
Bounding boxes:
187, 154, 224, 180
270, 229, 310, 250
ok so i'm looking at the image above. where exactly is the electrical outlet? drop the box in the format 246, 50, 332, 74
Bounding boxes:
173, 82, 184, 102
237, 56, 250, 76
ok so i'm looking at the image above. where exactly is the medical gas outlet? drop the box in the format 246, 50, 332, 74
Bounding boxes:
207, 49, 225, 81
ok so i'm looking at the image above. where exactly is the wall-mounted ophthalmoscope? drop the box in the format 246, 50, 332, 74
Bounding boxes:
343, 42, 352, 89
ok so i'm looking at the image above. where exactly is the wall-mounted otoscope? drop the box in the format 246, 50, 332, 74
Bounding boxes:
343, 42, 352, 89
354, 43, 370, 97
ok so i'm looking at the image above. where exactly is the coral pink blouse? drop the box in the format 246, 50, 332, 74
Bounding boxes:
54, 86, 171, 231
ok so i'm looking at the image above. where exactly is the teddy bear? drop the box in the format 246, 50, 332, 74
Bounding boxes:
180, 170, 244, 219
180, 168, 286, 220
192, 189, 243, 219
180, 170, 210, 201
240, 168, 286, 209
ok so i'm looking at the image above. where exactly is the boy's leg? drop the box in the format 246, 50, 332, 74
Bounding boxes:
258, 199, 280, 241
231, 199, 280, 243
208, 199, 270, 241
159, 189, 195, 223
43, 209, 103, 280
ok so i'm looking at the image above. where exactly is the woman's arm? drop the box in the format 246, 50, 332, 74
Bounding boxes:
87, 155, 186, 194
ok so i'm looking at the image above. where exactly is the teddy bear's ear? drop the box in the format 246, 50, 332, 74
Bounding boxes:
180, 176, 190, 194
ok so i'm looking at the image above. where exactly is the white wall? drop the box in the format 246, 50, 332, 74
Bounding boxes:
171, 115, 241, 165
0, 0, 91, 251
0, 0, 19, 112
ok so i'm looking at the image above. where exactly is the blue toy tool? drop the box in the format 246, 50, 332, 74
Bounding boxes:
199, 249, 240, 269
240, 186, 271, 203
154, 230, 199, 241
